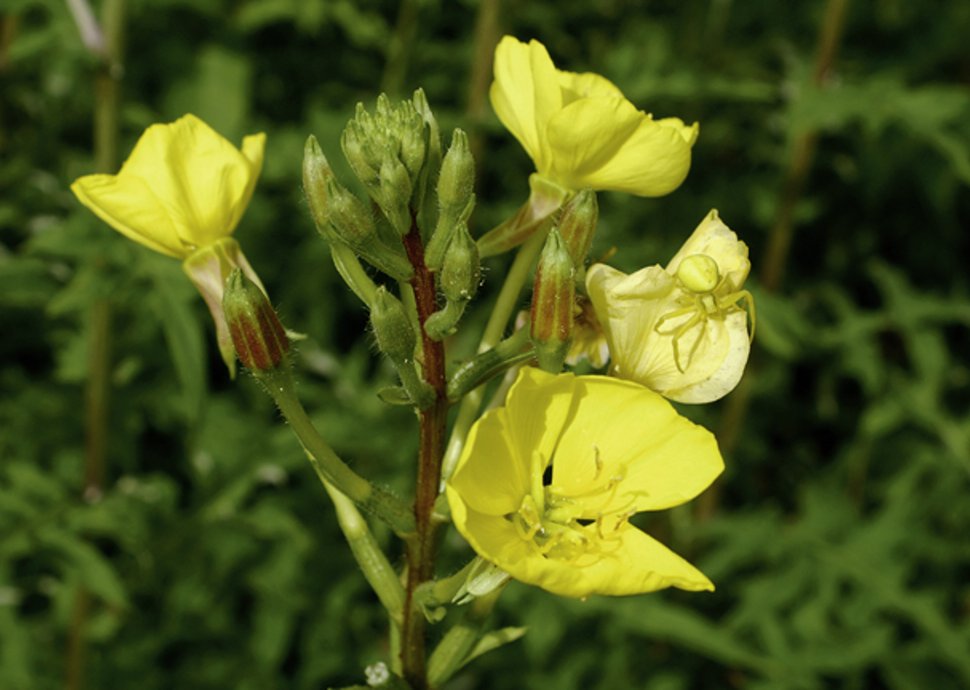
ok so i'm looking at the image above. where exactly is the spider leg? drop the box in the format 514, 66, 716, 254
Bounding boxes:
670, 311, 705, 372
717, 289, 756, 342
655, 304, 699, 334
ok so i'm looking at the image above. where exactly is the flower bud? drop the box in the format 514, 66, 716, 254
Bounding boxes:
303, 135, 335, 230
371, 286, 417, 367
412, 88, 443, 241
371, 287, 435, 408
324, 177, 413, 282
425, 224, 480, 341
341, 106, 381, 188
438, 129, 475, 218
379, 157, 413, 236
530, 229, 575, 372
425, 129, 475, 270
557, 189, 598, 266
439, 223, 480, 304
222, 269, 290, 373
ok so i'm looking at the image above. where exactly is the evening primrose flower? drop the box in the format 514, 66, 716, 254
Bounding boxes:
586, 210, 752, 404
71, 114, 265, 258
71, 114, 268, 376
490, 36, 697, 194
446, 367, 723, 598
479, 37, 698, 256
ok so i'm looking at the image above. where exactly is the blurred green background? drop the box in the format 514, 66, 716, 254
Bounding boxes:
2, 0, 969, 688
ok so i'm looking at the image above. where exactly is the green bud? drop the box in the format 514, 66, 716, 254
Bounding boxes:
439, 223, 480, 303
398, 106, 427, 182
438, 129, 475, 217
340, 120, 379, 189
426, 129, 475, 270
223, 269, 290, 373
371, 287, 435, 408
557, 189, 598, 266
303, 135, 335, 230
379, 157, 413, 236
530, 229, 575, 372
412, 88, 442, 241
371, 287, 417, 366
425, 225, 480, 340
324, 177, 413, 282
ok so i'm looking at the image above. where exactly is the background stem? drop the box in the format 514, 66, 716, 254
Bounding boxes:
66, 2, 125, 688
698, 0, 850, 521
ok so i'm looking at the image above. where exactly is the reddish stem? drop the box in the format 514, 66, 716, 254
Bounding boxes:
400, 221, 448, 689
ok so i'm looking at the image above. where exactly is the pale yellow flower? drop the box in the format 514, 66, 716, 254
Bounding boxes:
446, 367, 723, 598
71, 114, 265, 258
586, 210, 752, 403
489, 36, 698, 197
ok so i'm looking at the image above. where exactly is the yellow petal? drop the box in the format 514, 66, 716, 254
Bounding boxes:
664, 311, 750, 403
586, 261, 748, 403
545, 97, 643, 189
71, 174, 185, 257
502, 367, 578, 469
489, 36, 560, 171
550, 375, 723, 514
558, 70, 625, 105
573, 114, 697, 196
573, 523, 715, 595
448, 408, 531, 517
72, 114, 265, 258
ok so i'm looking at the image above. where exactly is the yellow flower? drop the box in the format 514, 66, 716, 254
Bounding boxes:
586, 210, 752, 403
71, 114, 266, 259
446, 367, 722, 598
489, 36, 698, 197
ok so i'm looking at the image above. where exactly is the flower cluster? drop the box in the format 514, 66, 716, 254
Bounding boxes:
446, 37, 755, 598
68, 36, 754, 613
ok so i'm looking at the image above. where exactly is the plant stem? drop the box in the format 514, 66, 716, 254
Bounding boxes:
322, 480, 405, 623
400, 221, 449, 690
700, 0, 850, 521
441, 230, 545, 484
380, 0, 421, 98
267, 373, 416, 536
67, 2, 125, 689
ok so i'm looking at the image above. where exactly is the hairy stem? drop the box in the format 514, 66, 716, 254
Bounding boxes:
400, 221, 449, 689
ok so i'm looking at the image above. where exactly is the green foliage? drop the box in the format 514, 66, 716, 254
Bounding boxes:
1, 0, 969, 688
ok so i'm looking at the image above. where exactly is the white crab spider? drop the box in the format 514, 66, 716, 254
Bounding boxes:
655, 253, 755, 373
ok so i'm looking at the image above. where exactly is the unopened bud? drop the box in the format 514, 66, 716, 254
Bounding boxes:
425, 130, 475, 269
438, 129, 474, 218
530, 229, 575, 372
412, 88, 442, 240
557, 189, 598, 266
425, 225, 480, 340
371, 287, 435, 408
223, 269, 290, 372
398, 107, 427, 182
371, 287, 417, 367
303, 135, 335, 230
439, 224, 480, 303
325, 177, 413, 282
379, 157, 413, 236
340, 114, 380, 189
